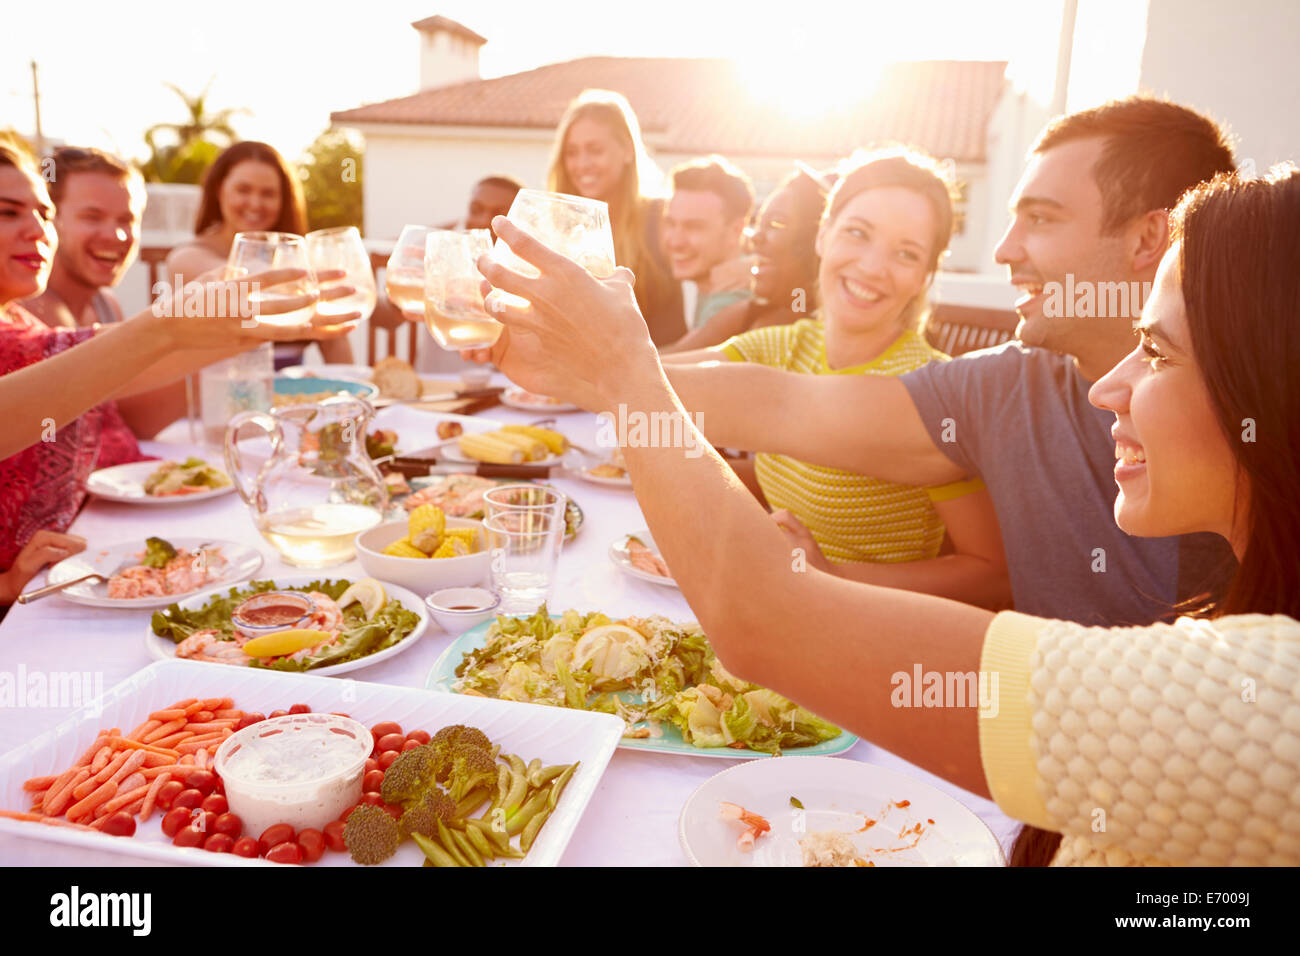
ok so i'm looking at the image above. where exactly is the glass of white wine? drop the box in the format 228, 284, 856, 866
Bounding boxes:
424, 228, 498, 350
228, 232, 319, 327
305, 226, 377, 323
486, 189, 616, 312
384, 224, 431, 321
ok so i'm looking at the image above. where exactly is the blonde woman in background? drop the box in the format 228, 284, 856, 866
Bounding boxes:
547, 89, 683, 344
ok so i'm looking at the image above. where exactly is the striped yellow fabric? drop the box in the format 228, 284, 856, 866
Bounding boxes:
717, 318, 980, 564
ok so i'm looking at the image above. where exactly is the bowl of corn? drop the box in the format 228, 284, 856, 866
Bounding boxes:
354, 504, 491, 593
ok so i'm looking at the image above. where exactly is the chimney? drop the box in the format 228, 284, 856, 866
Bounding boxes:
412, 15, 486, 91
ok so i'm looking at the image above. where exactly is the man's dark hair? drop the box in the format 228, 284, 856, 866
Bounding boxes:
476, 174, 525, 194
670, 155, 755, 222
1033, 95, 1236, 234
47, 146, 143, 205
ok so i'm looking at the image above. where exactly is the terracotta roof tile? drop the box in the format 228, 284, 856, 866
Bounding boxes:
332, 57, 1006, 162
410, 15, 487, 45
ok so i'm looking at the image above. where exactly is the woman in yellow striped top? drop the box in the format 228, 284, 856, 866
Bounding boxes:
665, 149, 1010, 609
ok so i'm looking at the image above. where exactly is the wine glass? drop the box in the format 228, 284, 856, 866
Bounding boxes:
486, 190, 616, 311
227, 232, 319, 327
384, 224, 431, 321
305, 226, 377, 323
424, 228, 498, 350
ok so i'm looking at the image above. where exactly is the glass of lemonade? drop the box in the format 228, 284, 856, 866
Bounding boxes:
228, 232, 319, 327
384, 224, 431, 321
485, 190, 616, 312
305, 226, 377, 323
423, 228, 498, 350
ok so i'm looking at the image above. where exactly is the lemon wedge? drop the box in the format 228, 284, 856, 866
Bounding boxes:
337, 577, 386, 620
241, 629, 333, 659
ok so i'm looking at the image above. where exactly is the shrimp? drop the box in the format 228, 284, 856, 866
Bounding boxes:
304, 592, 344, 634
175, 630, 250, 665
626, 538, 671, 578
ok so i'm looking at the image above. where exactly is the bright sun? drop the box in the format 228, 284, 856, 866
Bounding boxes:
733, 47, 886, 122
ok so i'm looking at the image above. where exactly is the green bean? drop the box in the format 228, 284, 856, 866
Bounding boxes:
532, 764, 567, 787
412, 832, 459, 867
548, 761, 579, 810
450, 826, 485, 867
456, 786, 489, 820
526, 758, 543, 788
469, 816, 515, 854
490, 763, 510, 812
465, 823, 497, 861
506, 788, 549, 836
503, 755, 529, 811
520, 803, 554, 854
437, 819, 471, 867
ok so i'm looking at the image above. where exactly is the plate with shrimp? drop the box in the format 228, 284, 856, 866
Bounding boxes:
146, 576, 428, 676
43, 537, 262, 609
609, 529, 678, 588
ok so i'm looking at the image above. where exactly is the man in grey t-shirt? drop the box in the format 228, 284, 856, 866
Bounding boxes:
662, 97, 1238, 624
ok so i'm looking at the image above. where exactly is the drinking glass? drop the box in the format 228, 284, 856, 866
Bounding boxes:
486, 189, 616, 311
482, 484, 566, 521
306, 226, 377, 323
423, 229, 498, 349
227, 232, 319, 327
385, 224, 431, 321
484, 510, 566, 615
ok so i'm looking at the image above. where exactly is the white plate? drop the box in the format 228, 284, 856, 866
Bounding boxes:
679, 756, 1006, 867
436, 433, 564, 468
279, 363, 374, 383
609, 529, 678, 588
577, 466, 632, 488
86, 460, 235, 505
500, 386, 579, 413
44, 539, 262, 609
0, 660, 622, 866
145, 575, 428, 676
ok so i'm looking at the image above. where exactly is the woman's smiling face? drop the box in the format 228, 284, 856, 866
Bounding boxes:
815, 186, 935, 337
217, 160, 283, 234
1089, 245, 1244, 544
0, 165, 57, 303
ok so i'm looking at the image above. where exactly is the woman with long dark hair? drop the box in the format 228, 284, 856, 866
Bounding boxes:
474, 164, 1300, 865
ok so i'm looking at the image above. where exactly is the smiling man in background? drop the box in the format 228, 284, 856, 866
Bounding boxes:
661, 156, 755, 332
24, 146, 145, 328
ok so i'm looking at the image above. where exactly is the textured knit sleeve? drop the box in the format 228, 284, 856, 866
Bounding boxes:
979, 610, 1300, 865
717, 320, 799, 367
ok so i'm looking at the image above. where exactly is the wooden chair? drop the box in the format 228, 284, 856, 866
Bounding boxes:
367, 250, 419, 365
925, 303, 1018, 357
139, 246, 172, 291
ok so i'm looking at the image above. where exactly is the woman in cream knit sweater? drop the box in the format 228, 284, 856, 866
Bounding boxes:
469, 164, 1300, 866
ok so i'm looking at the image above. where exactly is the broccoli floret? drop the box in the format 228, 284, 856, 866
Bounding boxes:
380, 744, 440, 805
142, 536, 177, 569
343, 804, 401, 865
430, 724, 491, 751
446, 744, 497, 804
399, 789, 457, 838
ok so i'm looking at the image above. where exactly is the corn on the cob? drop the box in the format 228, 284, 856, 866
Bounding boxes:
458, 433, 524, 464
501, 424, 568, 456
432, 537, 471, 559
443, 527, 478, 549
382, 536, 428, 559
489, 430, 547, 461
407, 503, 446, 554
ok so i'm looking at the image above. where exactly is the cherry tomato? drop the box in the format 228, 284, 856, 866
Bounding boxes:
401, 738, 422, 752
383, 803, 403, 821
288, 703, 311, 714
323, 820, 347, 852
361, 792, 384, 807
377, 750, 400, 770
265, 841, 303, 865
191, 811, 217, 835
268, 709, 289, 719
406, 730, 431, 745
173, 824, 205, 848
213, 812, 243, 839
364, 758, 379, 774
235, 712, 266, 731
362, 769, 385, 793
297, 828, 325, 863
100, 812, 136, 838
156, 780, 184, 810
339, 804, 362, 822
173, 788, 204, 811
376, 733, 405, 754
203, 833, 234, 853
201, 794, 228, 816
184, 770, 218, 795
371, 721, 402, 740
160, 807, 191, 838
231, 837, 259, 858
259, 823, 295, 856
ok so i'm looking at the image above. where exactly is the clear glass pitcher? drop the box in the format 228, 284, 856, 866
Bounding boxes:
224, 396, 388, 567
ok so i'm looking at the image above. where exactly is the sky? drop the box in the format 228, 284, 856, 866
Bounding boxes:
5, 0, 1065, 164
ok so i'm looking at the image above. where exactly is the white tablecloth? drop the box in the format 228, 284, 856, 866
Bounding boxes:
0, 378, 1021, 865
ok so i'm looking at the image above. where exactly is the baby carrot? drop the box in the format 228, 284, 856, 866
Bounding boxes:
139, 772, 170, 821
147, 709, 186, 722
127, 719, 162, 741
43, 768, 90, 816
67, 779, 118, 823
97, 783, 151, 817
22, 775, 58, 792
142, 718, 186, 743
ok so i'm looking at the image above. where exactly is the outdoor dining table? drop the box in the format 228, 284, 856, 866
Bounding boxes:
0, 374, 1020, 866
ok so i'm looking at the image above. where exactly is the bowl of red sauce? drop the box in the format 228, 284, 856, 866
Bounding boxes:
424, 587, 499, 633
232, 591, 318, 638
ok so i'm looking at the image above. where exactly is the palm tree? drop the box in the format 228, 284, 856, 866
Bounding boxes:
141, 79, 248, 183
